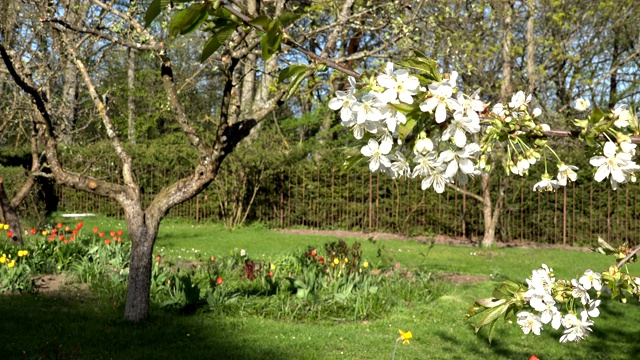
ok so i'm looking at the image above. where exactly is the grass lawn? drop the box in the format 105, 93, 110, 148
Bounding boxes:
2, 215, 639, 359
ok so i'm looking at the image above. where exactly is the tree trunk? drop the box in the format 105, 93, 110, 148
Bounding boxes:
526, 0, 536, 95
480, 173, 495, 247
123, 207, 159, 322
127, 47, 136, 144
500, 0, 514, 100
0, 178, 23, 245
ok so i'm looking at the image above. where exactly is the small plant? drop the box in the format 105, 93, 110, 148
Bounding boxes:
0, 249, 34, 293
391, 329, 413, 360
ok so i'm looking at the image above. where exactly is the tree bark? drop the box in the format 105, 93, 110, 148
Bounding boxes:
480, 173, 495, 247
123, 206, 158, 322
481, 0, 514, 248
526, 0, 536, 95
127, 47, 136, 144
0, 178, 22, 245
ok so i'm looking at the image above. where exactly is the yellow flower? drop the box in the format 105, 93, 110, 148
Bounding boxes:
398, 330, 412, 345
42, 230, 48, 236
363, 261, 369, 268
344, 258, 349, 264
0, 255, 6, 264
333, 258, 340, 265
270, 263, 276, 271
7, 259, 15, 268
18, 250, 29, 257
3, 224, 8, 230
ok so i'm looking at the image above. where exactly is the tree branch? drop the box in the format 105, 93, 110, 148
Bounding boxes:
220, 1, 360, 78
58, 29, 136, 188
0, 43, 128, 200
42, 18, 162, 51
446, 183, 485, 203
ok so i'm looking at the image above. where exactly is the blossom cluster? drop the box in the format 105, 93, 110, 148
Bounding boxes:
329, 62, 640, 193
517, 264, 603, 342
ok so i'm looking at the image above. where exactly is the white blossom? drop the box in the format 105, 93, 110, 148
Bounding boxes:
557, 163, 578, 186
573, 98, 591, 112
441, 111, 481, 147
533, 173, 560, 192
376, 62, 420, 104
579, 269, 602, 291
361, 139, 392, 172
589, 142, 634, 189
559, 312, 593, 343
571, 279, 590, 305
517, 311, 543, 335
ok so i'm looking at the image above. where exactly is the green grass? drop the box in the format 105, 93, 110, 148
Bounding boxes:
4, 216, 640, 359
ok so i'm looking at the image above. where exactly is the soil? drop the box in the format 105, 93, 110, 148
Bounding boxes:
32, 274, 90, 297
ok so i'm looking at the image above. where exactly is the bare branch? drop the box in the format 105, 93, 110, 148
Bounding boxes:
58, 29, 136, 188
43, 18, 162, 51
0, 43, 128, 200
220, 1, 360, 78
446, 183, 485, 203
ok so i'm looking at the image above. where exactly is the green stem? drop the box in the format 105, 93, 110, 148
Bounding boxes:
391, 340, 399, 360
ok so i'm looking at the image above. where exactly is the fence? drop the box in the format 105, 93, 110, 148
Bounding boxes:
52, 165, 640, 246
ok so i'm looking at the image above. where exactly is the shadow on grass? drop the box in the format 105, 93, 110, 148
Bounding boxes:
0, 293, 289, 360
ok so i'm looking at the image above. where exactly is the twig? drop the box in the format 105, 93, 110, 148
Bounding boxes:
220, 1, 360, 78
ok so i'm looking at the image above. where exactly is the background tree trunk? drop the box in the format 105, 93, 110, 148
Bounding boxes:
481, 0, 514, 248
0, 178, 23, 245
127, 47, 136, 144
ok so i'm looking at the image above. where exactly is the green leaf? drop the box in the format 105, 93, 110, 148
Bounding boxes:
389, 102, 416, 114
260, 20, 283, 60
169, 3, 207, 37
285, 70, 311, 101
589, 105, 606, 124
278, 12, 302, 27
248, 15, 272, 30
475, 298, 506, 308
200, 24, 237, 62
397, 118, 417, 141
397, 50, 440, 81
487, 319, 498, 344
278, 64, 310, 82
144, 0, 170, 28
473, 303, 508, 331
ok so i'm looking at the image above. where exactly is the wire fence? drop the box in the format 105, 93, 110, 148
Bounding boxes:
51, 165, 640, 246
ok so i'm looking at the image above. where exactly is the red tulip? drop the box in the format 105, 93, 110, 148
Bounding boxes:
65, 226, 70, 232
57, 222, 63, 229
93, 227, 99, 233
311, 249, 317, 256
116, 237, 122, 243
319, 257, 325, 264
156, 255, 162, 261
70, 235, 75, 241
268, 271, 274, 277
72, 229, 78, 235
216, 277, 223, 285
529, 356, 540, 360
99, 232, 105, 237
30, 228, 37, 235
110, 231, 116, 237
76, 222, 83, 229
104, 239, 111, 245
7, 231, 13, 238
117, 230, 123, 236
59, 235, 65, 241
